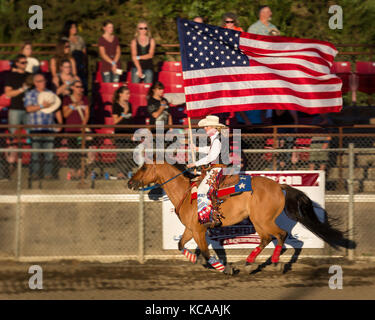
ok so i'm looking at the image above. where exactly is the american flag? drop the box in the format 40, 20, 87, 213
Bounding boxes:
177, 18, 342, 118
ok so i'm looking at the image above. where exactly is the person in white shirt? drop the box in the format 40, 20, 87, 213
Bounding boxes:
187, 115, 226, 225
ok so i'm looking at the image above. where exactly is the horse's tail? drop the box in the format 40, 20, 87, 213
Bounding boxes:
280, 184, 356, 250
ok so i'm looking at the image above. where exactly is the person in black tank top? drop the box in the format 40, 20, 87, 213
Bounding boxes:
131, 21, 155, 83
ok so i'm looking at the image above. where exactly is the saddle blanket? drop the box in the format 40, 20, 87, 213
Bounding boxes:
191, 175, 253, 201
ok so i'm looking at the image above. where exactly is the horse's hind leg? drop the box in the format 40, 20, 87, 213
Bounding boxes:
178, 228, 197, 263
246, 222, 272, 265
263, 223, 288, 264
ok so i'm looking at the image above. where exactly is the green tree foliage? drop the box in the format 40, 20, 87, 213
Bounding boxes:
0, 0, 373, 47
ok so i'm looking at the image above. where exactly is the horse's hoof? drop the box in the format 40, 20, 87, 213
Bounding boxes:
273, 262, 284, 272
244, 262, 258, 273
223, 264, 239, 276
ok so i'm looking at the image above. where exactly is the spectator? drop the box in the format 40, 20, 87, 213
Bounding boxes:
308, 136, 331, 171
112, 85, 133, 179
131, 20, 155, 83
24, 73, 63, 180
61, 20, 87, 92
248, 5, 280, 36
193, 16, 204, 23
4, 54, 31, 135
20, 41, 40, 74
53, 59, 79, 100
98, 20, 121, 83
112, 86, 133, 133
147, 81, 172, 126
62, 79, 90, 180
221, 12, 243, 31
50, 39, 77, 78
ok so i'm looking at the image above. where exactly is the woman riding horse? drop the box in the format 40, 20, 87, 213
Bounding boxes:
186, 115, 226, 227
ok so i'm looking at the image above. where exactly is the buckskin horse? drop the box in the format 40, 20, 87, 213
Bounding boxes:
128, 162, 356, 274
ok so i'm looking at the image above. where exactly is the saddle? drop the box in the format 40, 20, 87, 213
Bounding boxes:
175, 166, 253, 229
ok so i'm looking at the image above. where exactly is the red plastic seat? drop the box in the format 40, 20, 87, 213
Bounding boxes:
158, 71, 184, 86
40, 60, 49, 73
129, 94, 148, 112
160, 61, 182, 72
100, 139, 117, 164
163, 84, 184, 94
356, 61, 375, 94
331, 61, 351, 74
0, 60, 11, 72
95, 128, 114, 134
21, 145, 31, 165
99, 82, 125, 95
331, 62, 352, 94
263, 139, 274, 162
128, 83, 152, 95
294, 138, 312, 162
104, 117, 114, 125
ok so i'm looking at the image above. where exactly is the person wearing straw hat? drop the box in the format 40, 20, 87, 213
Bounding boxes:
187, 115, 227, 226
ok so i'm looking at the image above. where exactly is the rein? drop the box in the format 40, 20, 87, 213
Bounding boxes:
139, 169, 189, 192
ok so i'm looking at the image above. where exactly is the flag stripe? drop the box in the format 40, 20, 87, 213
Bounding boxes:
186, 87, 342, 103
183, 71, 341, 88
185, 80, 340, 95
187, 94, 342, 110
183, 66, 340, 82
187, 104, 342, 117
240, 32, 337, 56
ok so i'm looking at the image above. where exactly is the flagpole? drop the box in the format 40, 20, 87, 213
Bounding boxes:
186, 104, 197, 175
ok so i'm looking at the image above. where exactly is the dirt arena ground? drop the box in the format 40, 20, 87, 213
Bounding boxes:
0, 257, 374, 300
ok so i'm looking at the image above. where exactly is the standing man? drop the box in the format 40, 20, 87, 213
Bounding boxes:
247, 5, 280, 36
24, 73, 63, 180
4, 54, 31, 135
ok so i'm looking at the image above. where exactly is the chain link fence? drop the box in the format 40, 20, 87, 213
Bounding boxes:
0, 129, 374, 262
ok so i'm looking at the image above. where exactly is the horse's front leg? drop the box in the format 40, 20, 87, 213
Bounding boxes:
178, 228, 196, 263
193, 230, 226, 273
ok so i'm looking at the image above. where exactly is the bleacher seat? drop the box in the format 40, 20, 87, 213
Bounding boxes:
128, 83, 152, 95
263, 138, 275, 162
164, 84, 184, 94
158, 71, 184, 85
331, 61, 351, 94
40, 60, 49, 73
294, 138, 312, 162
355, 61, 375, 94
99, 82, 125, 95
100, 138, 117, 164
160, 61, 182, 72
129, 94, 148, 116
0, 60, 11, 72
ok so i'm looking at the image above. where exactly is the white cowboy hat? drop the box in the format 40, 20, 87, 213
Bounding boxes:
198, 115, 226, 128
37, 91, 61, 114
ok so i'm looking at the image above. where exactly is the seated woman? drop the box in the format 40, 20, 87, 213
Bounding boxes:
112, 86, 134, 179
130, 20, 155, 83
112, 86, 133, 132
53, 59, 79, 99
62, 79, 89, 180
50, 39, 77, 78
20, 41, 40, 74
147, 81, 172, 126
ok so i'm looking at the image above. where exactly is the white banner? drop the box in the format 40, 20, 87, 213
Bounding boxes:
162, 171, 325, 249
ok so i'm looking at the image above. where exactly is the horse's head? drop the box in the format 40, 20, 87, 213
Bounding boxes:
127, 162, 158, 190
